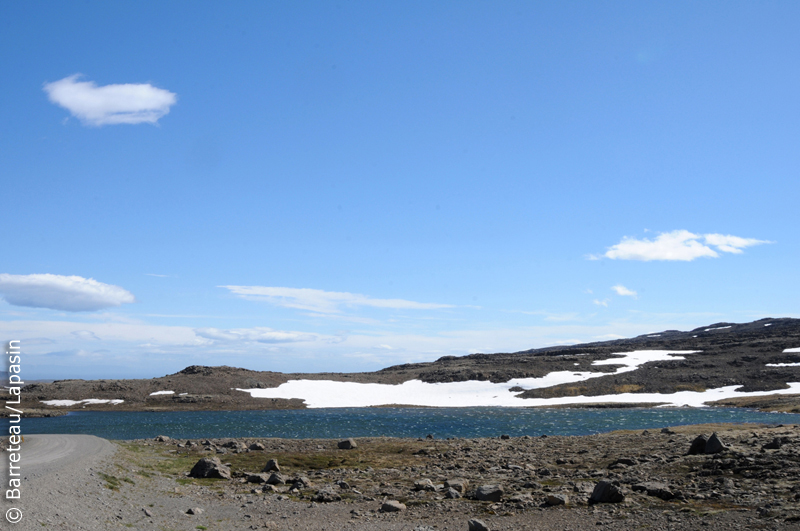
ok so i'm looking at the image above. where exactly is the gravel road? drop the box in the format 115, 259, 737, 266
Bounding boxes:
1, 435, 117, 530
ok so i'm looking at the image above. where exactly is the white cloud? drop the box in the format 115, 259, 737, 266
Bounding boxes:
593, 299, 609, 307
43, 74, 177, 126
611, 285, 637, 298
0, 274, 135, 311
194, 327, 319, 344
601, 230, 770, 261
220, 285, 453, 314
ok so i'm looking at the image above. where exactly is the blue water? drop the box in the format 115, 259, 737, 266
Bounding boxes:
20, 407, 800, 440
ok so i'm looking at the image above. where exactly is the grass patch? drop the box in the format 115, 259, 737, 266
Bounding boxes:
99, 472, 122, 491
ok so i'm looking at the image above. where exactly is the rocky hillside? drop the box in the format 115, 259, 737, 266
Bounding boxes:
15, 317, 800, 414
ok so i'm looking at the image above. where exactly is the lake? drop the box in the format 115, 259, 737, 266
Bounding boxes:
22, 407, 800, 440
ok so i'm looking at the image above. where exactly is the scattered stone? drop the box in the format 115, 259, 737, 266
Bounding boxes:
632, 482, 674, 501
246, 473, 268, 484
546, 493, 568, 506
589, 481, 625, 504
312, 487, 342, 503
266, 472, 286, 485
661, 428, 676, 434
500, 434, 511, 440
143, 508, 153, 517
688, 434, 708, 455
445, 478, 469, 494
249, 442, 265, 451
154, 435, 170, 442
705, 432, 725, 454
262, 458, 280, 472
475, 485, 504, 502
381, 500, 406, 512
414, 478, 437, 491
763, 437, 788, 450
186, 507, 203, 515
189, 457, 231, 480
468, 518, 490, 531
445, 487, 462, 499
293, 476, 312, 489
338, 438, 358, 450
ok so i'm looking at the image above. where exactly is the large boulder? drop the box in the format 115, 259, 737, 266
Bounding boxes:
468, 519, 490, 531
589, 480, 625, 504
705, 432, 725, 454
445, 478, 469, 494
632, 482, 674, 501
338, 438, 358, 450
475, 485, 504, 502
266, 472, 286, 485
262, 458, 280, 472
381, 500, 406, 512
189, 457, 231, 480
687, 434, 708, 455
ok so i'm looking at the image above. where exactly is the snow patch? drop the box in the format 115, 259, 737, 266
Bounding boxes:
149, 390, 175, 396
41, 399, 124, 407
704, 326, 732, 332
784, 347, 800, 353
765, 323, 773, 327
766, 363, 800, 367
239, 350, 702, 408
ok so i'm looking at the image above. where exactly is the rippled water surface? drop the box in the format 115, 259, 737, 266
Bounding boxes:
22, 407, 800, 440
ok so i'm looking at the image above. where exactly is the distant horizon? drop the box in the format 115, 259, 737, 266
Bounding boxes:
2, 2, 798, 380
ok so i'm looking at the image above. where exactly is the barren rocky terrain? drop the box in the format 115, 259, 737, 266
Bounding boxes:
10, 318, 800, 416
11, 423, 800, 530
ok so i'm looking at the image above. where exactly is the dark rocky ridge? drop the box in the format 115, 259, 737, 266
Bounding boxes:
14, 317, 800, 414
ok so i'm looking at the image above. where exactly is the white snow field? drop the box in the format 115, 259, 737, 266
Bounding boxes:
239, 350, 800, 409
149, 390, 175, 396
42, 399, 124, 407
784, 347, 800, 353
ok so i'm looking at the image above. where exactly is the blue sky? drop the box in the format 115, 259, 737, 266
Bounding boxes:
1, 1, 798, 379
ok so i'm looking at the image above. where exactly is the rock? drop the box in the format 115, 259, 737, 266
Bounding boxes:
266, 472, 286, 485
632, 482, 674, 501
155, 435, 170, 442
468, 519, 490, 531
445, 478, 469, 494
763, 437, 788, 450
500, 434, 511, 440
189, 457, 231, 480
292, 476, 312, 489
546, 493, 568, 506
338, 438, 358, 450
688, 434, 708, 455
381, 500, 406, 512
705, 432, 725, 454
312, 487, 342, 503
186, 507, 203, 515
475, 485, 504, 502
143, 508, 153, 517
661, 428, 676, 434
249, 442, 265, 451
246, 473, 269, 484
589, 480, 625, 504
445, 487, 462, 499
262, 458, 280, 472
414, 478, 437, 491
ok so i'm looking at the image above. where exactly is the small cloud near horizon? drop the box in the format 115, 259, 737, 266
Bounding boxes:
592, 230, 771, 261
43, 74, 177, 126
0, 273, 135, 312
219, 285, 453, 314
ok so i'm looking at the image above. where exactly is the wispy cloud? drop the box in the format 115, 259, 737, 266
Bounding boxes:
194, 327, 320, 344
593, 299, 609, 307
596, 230, 770, 261
219, 286, 453, 314
611, 285, 637, 298
0, 274, 135, 312
43, 74, 177, 126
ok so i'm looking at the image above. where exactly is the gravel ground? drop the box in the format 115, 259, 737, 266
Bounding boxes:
6, 423, 800, 530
